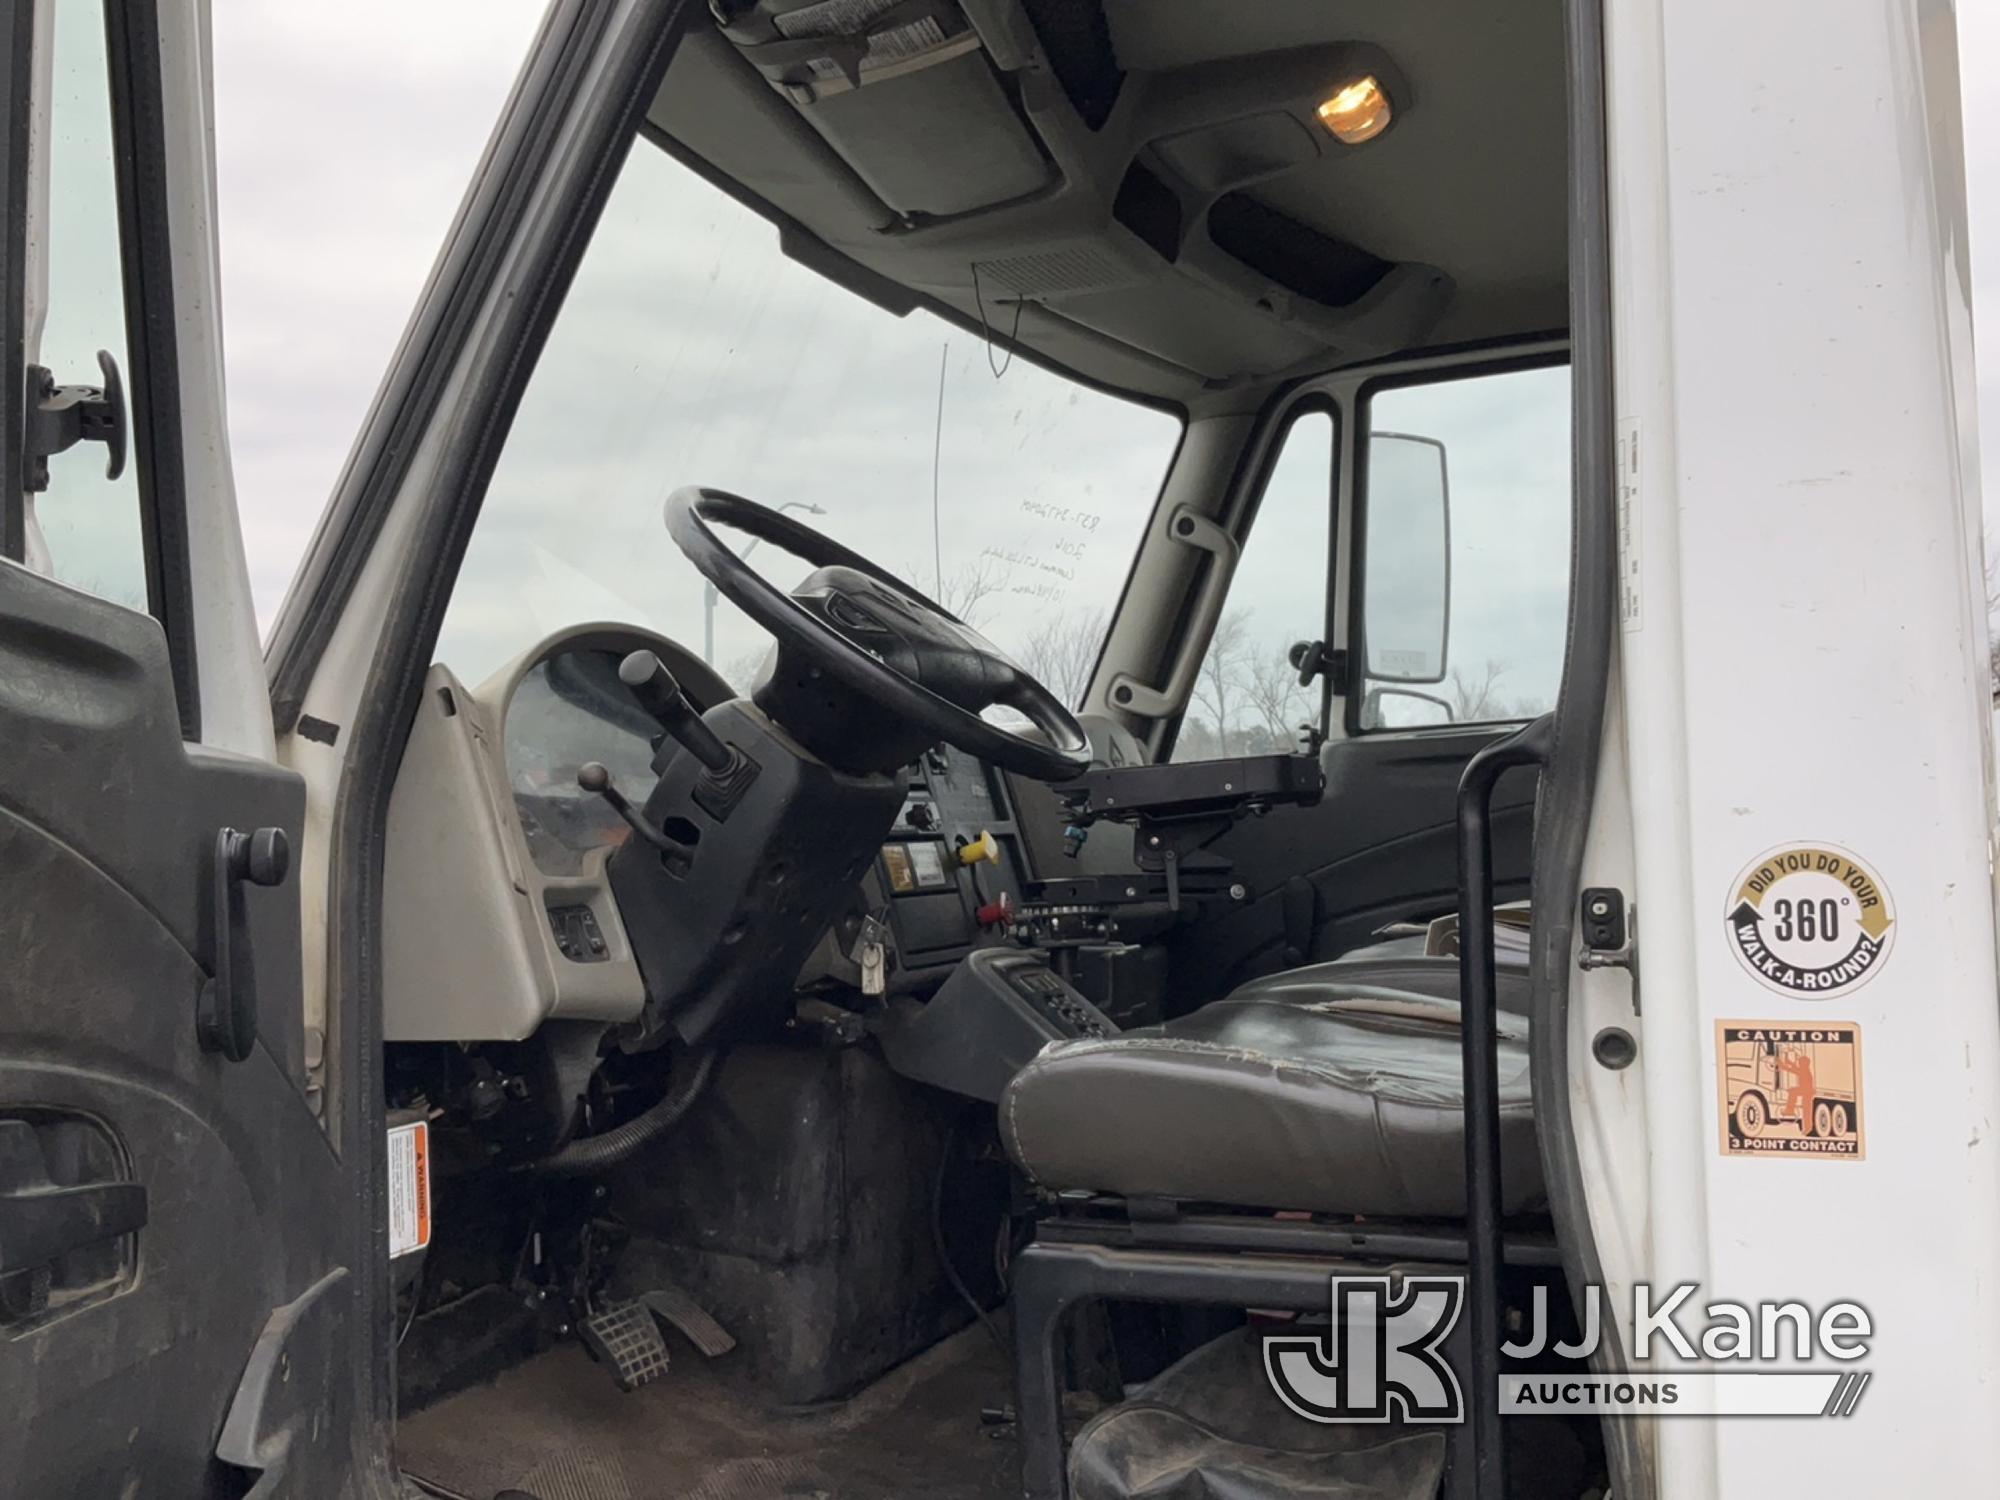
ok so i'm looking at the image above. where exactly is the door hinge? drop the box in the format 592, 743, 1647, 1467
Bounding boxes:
23, 351, 127, 493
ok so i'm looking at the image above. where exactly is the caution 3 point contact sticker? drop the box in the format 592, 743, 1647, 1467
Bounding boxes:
1718, 1022, 1864, 1160
1724, 844, 1893, 1000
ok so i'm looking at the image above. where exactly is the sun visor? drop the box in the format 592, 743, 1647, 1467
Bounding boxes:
713, 0, 1052, 218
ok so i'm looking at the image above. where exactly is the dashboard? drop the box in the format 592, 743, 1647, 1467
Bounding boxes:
382, 622, 1048, 1043
381, 625, 732, 1043
506, 647, 664, 876
860, 744, 1031, 983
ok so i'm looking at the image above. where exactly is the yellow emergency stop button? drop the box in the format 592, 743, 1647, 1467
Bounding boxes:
958, 830, 999, 867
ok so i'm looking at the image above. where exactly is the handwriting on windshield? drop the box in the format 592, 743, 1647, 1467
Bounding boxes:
979, 499, 1105, 602
1017, 499, 1102, 532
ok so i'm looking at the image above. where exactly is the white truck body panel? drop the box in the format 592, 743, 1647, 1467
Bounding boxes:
1603, 0, 1997, 1493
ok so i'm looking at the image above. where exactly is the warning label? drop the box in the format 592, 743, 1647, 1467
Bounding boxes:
387, 1119, 432, 1258
1724, 845, 1894, 1000
1717, 1022, 1864, 1160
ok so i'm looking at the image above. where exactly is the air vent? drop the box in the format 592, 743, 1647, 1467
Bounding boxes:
975, 243, 1142, 298
1206, 193, 1393, 310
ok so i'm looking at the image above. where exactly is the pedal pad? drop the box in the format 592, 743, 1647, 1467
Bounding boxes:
579, 1299, 670, 1391
642, 1283, 737, 1358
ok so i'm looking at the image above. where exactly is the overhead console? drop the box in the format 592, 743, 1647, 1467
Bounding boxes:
658, 0, 1494, 390
713, 0, 1052, 219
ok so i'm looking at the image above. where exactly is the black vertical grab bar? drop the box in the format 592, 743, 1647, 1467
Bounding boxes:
1455, 712, 1555, 1500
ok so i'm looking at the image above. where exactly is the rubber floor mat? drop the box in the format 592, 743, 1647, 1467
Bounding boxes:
517, 1445, 636, 1500
399, 1325, 1016, 1500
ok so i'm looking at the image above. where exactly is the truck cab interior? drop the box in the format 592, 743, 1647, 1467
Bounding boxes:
378, 3, 1603, 1497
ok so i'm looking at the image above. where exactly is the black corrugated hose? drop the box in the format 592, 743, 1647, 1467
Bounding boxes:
531, 1049, 719, 1176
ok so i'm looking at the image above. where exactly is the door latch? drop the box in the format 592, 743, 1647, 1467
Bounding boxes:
23, 351, 127, 492
1578, 887, 1639, 1013
197, 827, 292, 1062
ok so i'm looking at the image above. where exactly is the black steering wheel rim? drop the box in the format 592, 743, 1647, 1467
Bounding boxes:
665, 486, 1092, 782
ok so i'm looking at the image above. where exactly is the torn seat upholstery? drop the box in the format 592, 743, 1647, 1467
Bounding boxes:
999, 986, 1541, 1219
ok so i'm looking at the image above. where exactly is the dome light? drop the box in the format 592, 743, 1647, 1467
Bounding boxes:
1317, 76, 1393, 145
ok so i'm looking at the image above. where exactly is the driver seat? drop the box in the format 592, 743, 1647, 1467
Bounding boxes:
999, 980, 1541, 1218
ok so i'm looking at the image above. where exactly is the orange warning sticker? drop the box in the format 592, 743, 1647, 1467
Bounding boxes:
387, 1119, 432, 1256
1717, 1022, 1864, 1161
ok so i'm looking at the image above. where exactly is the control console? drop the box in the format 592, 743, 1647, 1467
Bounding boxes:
878, 948, 1117, 1103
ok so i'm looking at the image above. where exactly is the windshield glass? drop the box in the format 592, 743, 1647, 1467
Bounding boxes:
437, 139, 1181, 694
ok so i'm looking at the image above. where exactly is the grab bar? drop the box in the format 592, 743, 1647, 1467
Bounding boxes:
1454, 712, 1554, 1500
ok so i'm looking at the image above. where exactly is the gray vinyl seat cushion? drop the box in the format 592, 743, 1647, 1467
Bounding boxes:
1289, 933, 1533, 1015
1000, 984, 1541, 1219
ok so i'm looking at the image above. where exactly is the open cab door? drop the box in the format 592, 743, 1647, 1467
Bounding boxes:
0, 4, 376, 1494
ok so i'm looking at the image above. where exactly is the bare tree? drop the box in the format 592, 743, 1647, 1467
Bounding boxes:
1242, 645, 1312, 751
1020, 606, 1107, 707
1191, 608, 1253, 754
1448, 658, 1507, 721
914, 558, 1004, 626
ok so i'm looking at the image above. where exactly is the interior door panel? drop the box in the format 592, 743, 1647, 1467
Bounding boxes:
0, 564, 358, 1496
1158, 726, 1539, 1011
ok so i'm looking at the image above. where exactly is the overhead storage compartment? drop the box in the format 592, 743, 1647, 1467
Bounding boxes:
714, 0, 1052, 218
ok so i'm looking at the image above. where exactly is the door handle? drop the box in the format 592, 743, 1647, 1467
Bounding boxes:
0, 1181, 148, 1274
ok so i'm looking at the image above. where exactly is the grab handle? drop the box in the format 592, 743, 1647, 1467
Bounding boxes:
1105, 506, 1239, 717
1455, 713, 1553, 1500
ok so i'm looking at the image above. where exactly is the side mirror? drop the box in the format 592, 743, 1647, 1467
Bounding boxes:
1360, 685, 1455, 730
1362, 432, 1450, 684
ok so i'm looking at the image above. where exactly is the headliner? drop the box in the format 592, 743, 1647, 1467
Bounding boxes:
648, 0, 1569, 409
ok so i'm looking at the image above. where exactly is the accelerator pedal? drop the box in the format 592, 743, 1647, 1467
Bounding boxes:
642, 1283, 737, 1358
579, 1299, 671, 1391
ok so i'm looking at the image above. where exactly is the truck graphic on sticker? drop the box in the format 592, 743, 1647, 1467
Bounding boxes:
1718, 1023, 1864, 1160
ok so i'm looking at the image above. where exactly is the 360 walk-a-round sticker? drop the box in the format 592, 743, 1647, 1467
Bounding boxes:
1724, 844, 1894, 999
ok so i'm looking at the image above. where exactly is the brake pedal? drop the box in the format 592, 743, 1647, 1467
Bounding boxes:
643, 1283, 737, 1358
579, 1299, 671, 1391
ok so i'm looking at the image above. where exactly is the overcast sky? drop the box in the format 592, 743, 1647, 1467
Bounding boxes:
203, 1, 2000, 696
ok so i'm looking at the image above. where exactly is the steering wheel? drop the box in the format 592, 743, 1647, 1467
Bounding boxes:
665, 487, 1091, 782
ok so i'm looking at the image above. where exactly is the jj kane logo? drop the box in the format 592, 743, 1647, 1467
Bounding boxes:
1265, 1279, 1873, 1422
1263, 1277, 1465, 1423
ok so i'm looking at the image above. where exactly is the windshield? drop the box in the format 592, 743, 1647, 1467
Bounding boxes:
437, 139, 1181, 695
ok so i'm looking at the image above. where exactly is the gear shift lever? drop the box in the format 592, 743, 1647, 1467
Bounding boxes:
577, 761, 690, 857
618, 650, 734, 776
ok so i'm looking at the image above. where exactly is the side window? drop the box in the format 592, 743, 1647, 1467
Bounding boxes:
25, 2, 144, 610
1357, 365, 1571, 730
1172, 408, 1335, 761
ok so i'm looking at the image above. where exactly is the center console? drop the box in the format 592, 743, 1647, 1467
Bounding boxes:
878, 947, 1116, 1102
872, 750, 1326, 1101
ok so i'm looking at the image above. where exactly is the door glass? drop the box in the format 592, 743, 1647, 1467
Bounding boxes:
1358, 365, 1571, 729
30, 1, 144, 611
1172, 408, 1335, 761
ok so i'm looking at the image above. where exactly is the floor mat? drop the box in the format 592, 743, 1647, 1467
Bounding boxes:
398, 1325, 1019, 1500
